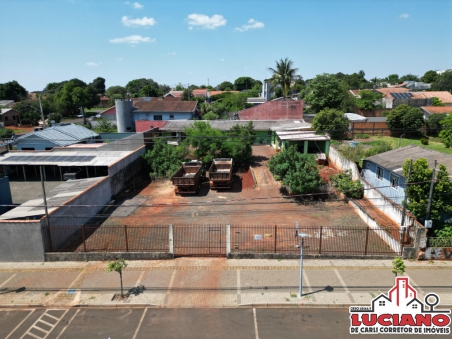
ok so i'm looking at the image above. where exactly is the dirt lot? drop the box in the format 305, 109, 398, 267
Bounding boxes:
104, 146, 368, 229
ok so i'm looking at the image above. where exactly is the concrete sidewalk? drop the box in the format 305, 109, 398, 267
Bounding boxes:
0, 259, 451, 308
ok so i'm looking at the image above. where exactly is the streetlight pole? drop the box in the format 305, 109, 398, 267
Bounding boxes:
298, 232, 308, 297
38, 93, 46, 128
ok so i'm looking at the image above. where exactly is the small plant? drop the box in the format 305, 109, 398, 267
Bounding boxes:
355, 133, 370, 139
290, 293, 297, 298
89, 296, 96, 300
391, 257, 406, 277
44, 292, 49, 297
420, 137, 429, 145
331, 170, 364, 199
107, 257, 128, 298
369, 292, 376, 298
285, 298, 290, 302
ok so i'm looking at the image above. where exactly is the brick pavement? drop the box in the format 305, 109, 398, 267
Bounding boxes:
0, 258, 451, 308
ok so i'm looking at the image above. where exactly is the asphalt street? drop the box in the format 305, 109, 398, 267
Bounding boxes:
1, 307, 449, 339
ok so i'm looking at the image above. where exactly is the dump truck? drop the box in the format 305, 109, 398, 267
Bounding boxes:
209, 158, 233, 189
171, 160, 205, 194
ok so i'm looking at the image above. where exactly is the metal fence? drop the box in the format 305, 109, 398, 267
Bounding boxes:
42, 224, 402, 256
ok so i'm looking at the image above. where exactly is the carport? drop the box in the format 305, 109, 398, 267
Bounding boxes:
275, 131, 330, 158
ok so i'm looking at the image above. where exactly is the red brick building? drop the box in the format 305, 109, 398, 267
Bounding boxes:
0, 109, 20, 126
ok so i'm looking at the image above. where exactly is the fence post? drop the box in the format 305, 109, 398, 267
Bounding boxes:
226, 225, 231, 256
124, 225, 129, 252
364, 227, 370, 255
82, 225, 87, 252
169, 224, 174, 255
274, 225, 277, 253
319, 226, 323, 254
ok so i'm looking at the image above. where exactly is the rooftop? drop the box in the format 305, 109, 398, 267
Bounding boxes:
133, 100, 197, 112
276, 131, 330, 141
421, 106, 452, 114
365, 145, 452, 175
0, 177, 105, 220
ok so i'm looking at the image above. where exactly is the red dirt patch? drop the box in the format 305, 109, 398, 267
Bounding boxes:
239, 169, 255, 190
319, 165, 339, 183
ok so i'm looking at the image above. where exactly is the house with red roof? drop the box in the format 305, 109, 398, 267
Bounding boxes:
236, 100, 303, 120
421, 106, 452, 118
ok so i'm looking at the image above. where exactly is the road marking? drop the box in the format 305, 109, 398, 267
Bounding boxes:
20, 309, 68, 339
135, 271, 145, 287
5, 309, 35, 339
162, 270, 177, 306
253, 308, 260, 339
333, 269, 356, 304
132, 308, 148, 339
0, 274, 16, 288
236, 270, 241, 305
55, 309, 80, 339
302, 271, 316, 302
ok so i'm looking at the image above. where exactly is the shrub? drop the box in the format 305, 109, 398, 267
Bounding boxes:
420, 137, 429, 145
365, 141, 392, 157
203, 112, 219, 120
331, 170, 364, 199
355, 133, 370, 139
0, 128, 14, 139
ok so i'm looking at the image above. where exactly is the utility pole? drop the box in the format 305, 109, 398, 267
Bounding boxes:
425, 160, 437, 225
38, 92, 46, 128
401, 159, 412, 227
40, 166, 52, 251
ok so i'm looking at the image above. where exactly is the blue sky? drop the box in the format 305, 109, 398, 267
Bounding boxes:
1, 0, 451, 92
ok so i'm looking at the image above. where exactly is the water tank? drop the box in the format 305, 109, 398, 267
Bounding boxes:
115, 99, 135, 132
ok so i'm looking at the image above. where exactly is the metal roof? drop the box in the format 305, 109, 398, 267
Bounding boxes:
276, 131, 330, 141
344, 113, 367, 122
364, 145, 452, 175
161, 120, 311, 132
0, 177, 105, 220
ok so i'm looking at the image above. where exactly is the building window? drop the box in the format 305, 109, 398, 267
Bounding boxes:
4, 116, 8, 121
13, 115, 16, 120
390, 174, 399, 190
154, 115, 162, 121
412, 304, 418, 309
379, 300, 385, 307
169, 115, 174, 120
376, 166, 384, 181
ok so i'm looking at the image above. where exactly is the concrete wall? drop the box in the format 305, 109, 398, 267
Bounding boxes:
0, 220, 45, 261
0, 176, 12, 214
362, 160, 405, 206
17, 136, 58, 150
133, 112, 192, 121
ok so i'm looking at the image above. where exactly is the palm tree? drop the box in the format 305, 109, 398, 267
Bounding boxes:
268, 58, 301, 99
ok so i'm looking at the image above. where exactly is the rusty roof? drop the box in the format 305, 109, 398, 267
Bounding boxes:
421, 106, 452, 114
133, 100, 197, 112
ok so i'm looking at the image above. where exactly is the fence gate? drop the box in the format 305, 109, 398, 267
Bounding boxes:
173, 225, 226, 257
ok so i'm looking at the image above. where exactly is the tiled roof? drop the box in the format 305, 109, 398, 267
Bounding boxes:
100, 106, 116, 115
100, 97, 109, 101
237, 100, 303, 120
165, 91, 183, 98
135, 120, 168, 132
209, 90, 240, 97
421, 106, 452, 114
133, 100, 197, 112
416, 91, 452, 103
192, 89, 208, 95
375, 88, 409, 95
365, 145, 452, 175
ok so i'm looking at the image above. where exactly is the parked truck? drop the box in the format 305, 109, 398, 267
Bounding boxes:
209, 158, 233, 190
171, 160, 205, 195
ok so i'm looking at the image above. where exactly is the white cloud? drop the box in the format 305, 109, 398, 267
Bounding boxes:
399, 13, 409, 19
125, 2, 143, 9
235, 19, 264, 32
187, 13, 226, 30
122, 16, 156, 27
109, 35, 155, 44
86, 62, 101, 66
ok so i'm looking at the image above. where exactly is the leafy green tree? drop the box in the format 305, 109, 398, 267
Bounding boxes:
72, 87, 91, 124
89, 77, 106, 94
331, 170, 364, 199
224, 122, 255, 168
13, 99, 54, 125
439, 114, 452, 148
273, 87, 283, 99
233, 77, 257, 91
126, 78, 163, 96
268, 146, 321, 194
391, 257, 406, 277
400, 74, 420, 82
432, 97, 445, 106
203, 112, 218, 120
142, 138, 188, 180
54, 79, 97, 117
107, 258, 128, 298
402, 158, 452, 222
181, 88, 194, 101
426, 114, 447, 136
386, 104, 424, 133
174, 84, 185, 91
185, 121, 224, 163
0, 80, 28, 101
355, 90, 383, 111
370, 77, 380, 89
431, 70, 452, 92
340, 70, 369, 90
386, 74, 400, 85
44, 81, 67, 94
106, 86, 127, 98
48, 112, 62, 126
312, 108, 349, 140
421, 70, 439, 83
268, 58, 301, 98
305, 73, 347, 112
140, 85, 163, 98
94, 117, 116, 133
0, 128, 14, 139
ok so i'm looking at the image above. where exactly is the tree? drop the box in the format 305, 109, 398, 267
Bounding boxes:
305, 73, 347, 112
331, 170, 364, 199
431, 70, 452, 92
0, 80, 28, 101
224, 122, 255, 168
142, 138, 188, 180
233, 77, 257, 91
72, 87, 91, 124
426, 113, 447, 136
0, 128, 14, 139
106, 86, 127, 99
386, 104, 424, 134
89, 77, 106, 94
355, 90, 383, 111
386, 74, 400, 85
203, 112, 218, 120
181, 88, 193, 101
370, 77, 379, 89
44, 81, 67, 94
439, 114, 452, 148
48, 112, 62, 126
140, 85, 163, 98
432, 97, 445, 106
340, 71, 370, 90
125, 78, 162, 96
400, 74, 420, 82
267, 146, 321, 194
107, 258, 128, 298
94, 117, 116, 133
403, 158, 452, 222
268, 58, 301, 98
13, 99, 54, 125
421, 70, 439, 84
391, 257, 406, 277
54, 79, 97, 117
312, 108, 349, 140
